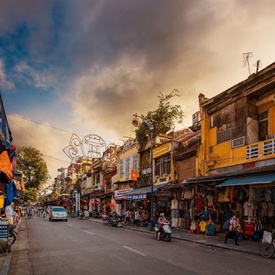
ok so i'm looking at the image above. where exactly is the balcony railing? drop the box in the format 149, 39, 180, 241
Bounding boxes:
263, 139, 275, 155
246, 138, 275, 159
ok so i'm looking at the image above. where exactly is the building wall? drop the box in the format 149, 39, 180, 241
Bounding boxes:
177, 156, 196, 181
117, 142, 139, 182
198, 71, 275, 177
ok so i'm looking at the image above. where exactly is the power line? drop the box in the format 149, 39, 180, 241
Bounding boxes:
8, 113, 78, 136
7, 112, 122, 145
8, 116, 70, 164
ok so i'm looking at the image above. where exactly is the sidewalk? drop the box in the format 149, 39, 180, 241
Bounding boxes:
0, 222, 18, 275
86, 217, 262, 256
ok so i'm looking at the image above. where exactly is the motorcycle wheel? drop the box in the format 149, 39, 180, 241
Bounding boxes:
9, 232, 16, 245
117, 222, 122, 228
165, 234, 171, 242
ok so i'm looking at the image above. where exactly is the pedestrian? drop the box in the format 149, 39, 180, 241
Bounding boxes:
134, 209, 140, 226
124, 209, 130, 225
224, 213, 240, 245
130, 210, 134, 225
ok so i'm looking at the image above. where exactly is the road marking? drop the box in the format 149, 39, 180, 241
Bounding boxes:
123, 246, 147, 257
84, 230, 95, 235
67, 224, 73, 227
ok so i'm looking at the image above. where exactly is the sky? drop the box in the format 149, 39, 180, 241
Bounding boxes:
1, 0, 275, 181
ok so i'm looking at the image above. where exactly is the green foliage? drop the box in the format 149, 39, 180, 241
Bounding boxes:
16, 146, 50, 189
22, 188, 38, 203
135, 90, 184, 147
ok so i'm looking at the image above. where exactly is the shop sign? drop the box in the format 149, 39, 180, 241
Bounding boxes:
114, 188, 133, 199
126, 193, 147, 200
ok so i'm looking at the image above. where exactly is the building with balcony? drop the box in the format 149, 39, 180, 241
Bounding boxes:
191, 62, 275, 233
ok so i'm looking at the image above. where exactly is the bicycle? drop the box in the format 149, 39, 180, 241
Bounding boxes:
260, 229, 275, 258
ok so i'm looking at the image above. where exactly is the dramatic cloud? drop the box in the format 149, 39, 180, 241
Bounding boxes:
0, 59, 14, 89
2, 0, 275, 179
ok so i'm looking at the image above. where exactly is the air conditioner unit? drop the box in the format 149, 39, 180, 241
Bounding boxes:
232, 136, 245, 148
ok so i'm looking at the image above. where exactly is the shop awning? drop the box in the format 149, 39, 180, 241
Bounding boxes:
216, 174, 275, 187
126, 183, 167, 200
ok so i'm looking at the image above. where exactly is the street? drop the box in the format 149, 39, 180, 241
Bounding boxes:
8, 216, 275, 275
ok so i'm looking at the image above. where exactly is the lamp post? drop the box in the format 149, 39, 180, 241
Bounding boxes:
132, 113, 155, 231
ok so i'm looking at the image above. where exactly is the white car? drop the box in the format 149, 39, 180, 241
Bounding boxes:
49, 206, 68, 222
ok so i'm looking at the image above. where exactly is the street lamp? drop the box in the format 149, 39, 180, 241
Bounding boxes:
132, 113, 155, 231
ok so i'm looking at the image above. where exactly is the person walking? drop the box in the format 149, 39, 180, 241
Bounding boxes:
224, 213, 240, 245
124, 209, 130, 225
134, 209, 140, 226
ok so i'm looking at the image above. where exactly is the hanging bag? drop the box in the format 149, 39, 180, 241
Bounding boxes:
262, 231, 272, 244
222, 219, 230, 230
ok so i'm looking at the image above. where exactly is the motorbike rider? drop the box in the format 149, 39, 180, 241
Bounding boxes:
42, 207, 47, 218
157, 213, 169, 240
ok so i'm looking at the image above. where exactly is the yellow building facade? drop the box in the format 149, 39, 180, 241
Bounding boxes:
198, 63, 275, 177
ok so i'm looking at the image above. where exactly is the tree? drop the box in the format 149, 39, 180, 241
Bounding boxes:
22, 188, 38, 204
135, 89, 184, 147
16, 146, 50, 189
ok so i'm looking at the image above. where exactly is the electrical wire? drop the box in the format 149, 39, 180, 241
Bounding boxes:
7, 112, 79, 136
7, 115, 70, 165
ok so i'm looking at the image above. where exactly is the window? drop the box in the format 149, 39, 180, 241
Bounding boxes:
217, 123, 232, 144
133, 154, 138, 171
125, 157, 130, 178
119, 160, 123, 178
155, 154, 171, 177
258, 110, 268, 141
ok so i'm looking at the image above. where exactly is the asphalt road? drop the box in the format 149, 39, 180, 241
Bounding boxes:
8, 216, 275, 275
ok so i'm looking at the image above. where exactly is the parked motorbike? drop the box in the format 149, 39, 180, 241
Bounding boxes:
103, 214, 123, 228
154, 223, 172, 242
91, 210, 100, 218
79, 212, 86, 220
8, 225, 17, 245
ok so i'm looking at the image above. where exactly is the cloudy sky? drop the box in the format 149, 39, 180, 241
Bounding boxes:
1, 0, 275, 180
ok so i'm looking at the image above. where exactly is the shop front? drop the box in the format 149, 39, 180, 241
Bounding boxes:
179, 179, 228, 235
114, 188, 133, 214
126, 190, 150, 222
216, 173, 275, 240
99, 191, 114, 215
125, 184, 167, 223
88, 189, 104, 214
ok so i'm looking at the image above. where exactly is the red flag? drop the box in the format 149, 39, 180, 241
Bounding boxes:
130, 170, 138, 181
103, 180, 107, 188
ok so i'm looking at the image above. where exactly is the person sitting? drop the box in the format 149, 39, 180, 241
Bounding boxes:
157, 213, 169, 240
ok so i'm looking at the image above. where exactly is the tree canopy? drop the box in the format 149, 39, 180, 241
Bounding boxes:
16, 146, 49, 189
21, 187, 38, 204
135, 90, 184, 147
